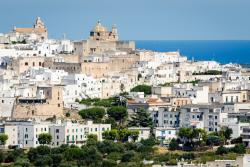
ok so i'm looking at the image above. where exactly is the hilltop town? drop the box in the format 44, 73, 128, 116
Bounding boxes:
0, 17, 250, 167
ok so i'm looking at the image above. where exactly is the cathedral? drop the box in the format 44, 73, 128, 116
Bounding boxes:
89, 21, 118, 41
13, 17, 48, 41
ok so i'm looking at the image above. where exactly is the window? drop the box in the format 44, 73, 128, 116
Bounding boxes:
56, 129, 59, 133
26, 128, 28, 132
25, 140, 28, 144
33, 62, 35, 66
57, 135, 59, 139
25, 62, 28, 66
58, 103, 60, 107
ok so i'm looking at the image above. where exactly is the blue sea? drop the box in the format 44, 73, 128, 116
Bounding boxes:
135, 40, 250, 64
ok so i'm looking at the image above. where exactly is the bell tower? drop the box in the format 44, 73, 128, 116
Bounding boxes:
111, 24, 119, 41
34, 17, 45, 29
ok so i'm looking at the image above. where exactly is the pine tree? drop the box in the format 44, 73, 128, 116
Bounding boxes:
129, 108, 153, 127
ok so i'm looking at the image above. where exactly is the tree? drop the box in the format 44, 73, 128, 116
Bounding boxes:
0, 150, 4, 163
128, 130, 139, 142
231, 144, 246, 154
64, 147, 84, 166
107, 106, 128, 124
0, 133, 8, 146
121, 151, 136, 162
87, 134, 98, 141
131, 85, 151, 95
51, 154, 63, 167
224, 128, 233, 142
206, 135, 222, 146
118, 129, 139, 142
140, 136, 158, 147
178, 128, 207, 148
38, 133, 52, 145
169, 138, 179, 150
102, 159, 117, 167
178, 128, 193, 143
129, 108, 153, 127
102, 129, 139, 142
97, 140, 124, 154
231, 137, 243, 144
219, 127, 233, 144
79, 107, 105, 122
216, 146, 228, 155
104, 117, 118, 129
102, 130, 119, 141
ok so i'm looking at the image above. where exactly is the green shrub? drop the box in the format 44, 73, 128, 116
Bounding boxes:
131, 85, 151, 95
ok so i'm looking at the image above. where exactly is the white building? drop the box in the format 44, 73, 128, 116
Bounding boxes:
154, 127, 177, 144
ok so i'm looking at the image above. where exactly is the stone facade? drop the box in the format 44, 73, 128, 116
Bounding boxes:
12, 85, 64, 120
74, 21, 135, 57
11, 56, 45, 74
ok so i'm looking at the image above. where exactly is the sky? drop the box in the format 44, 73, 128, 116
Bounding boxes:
0, 0, 249, 40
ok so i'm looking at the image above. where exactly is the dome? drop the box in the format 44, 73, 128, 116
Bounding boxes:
92, 21, 107, 32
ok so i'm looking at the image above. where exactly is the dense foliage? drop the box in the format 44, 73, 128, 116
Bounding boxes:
192, 70, 222, 75
107, 106, 128, 124
131, 85, 151, 95
0, 138, 159, 167
79, 97, 120, 107
38, 133, 52, 145
79, 107, 106, 122
102, 129, 139, 142
129, 108, 153, 127
0, 134, 8, 146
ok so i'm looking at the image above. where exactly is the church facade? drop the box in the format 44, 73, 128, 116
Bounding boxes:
74, 21, 135, 57
12, 17, 48, 42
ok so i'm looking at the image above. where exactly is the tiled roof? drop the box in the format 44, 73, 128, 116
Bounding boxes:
15, 28, 46, 33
